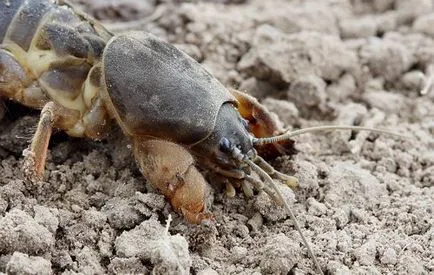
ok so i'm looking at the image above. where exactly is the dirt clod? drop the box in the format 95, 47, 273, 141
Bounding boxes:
115, 219, 191, 274
259, 233, 301, 274
6, 252, 51, 275
0, 209, 54, 255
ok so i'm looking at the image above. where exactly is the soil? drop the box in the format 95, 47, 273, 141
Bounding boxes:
1, 0, 433, 274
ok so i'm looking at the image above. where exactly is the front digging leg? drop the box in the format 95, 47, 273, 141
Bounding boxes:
230, 89, 297, 160
133, 138, 212, 224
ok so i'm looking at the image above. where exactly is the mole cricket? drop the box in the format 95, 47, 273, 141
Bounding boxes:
0, 0, 408, 273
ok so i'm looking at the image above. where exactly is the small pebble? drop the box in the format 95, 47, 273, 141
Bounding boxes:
247, 213, 263, 232
306, 198, 327, 216
354, 240, 377, 266
380, 247, 398, 265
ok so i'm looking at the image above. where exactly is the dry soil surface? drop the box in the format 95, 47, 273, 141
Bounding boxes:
0, 0, 433, 274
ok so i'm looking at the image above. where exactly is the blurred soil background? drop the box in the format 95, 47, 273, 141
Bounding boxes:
0, 0, 433, 274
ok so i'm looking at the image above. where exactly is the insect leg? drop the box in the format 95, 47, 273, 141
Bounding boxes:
201, 159, 243, 197
133, 139, 212, 224
202, 160, 256, 198
22, 101, 79, 181
230, 89, 280, 137
230, 89, 297, 159
22, 102, 56, 181
203, 160, 277, 199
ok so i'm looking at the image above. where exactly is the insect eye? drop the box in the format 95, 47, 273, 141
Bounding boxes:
219, 137, 232, 152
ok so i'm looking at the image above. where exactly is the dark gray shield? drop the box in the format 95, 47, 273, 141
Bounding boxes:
103, 32, 236, 145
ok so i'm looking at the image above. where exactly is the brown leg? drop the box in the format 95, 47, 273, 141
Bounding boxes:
22, 101, 79, 181
202, 159, 255, 198
133, 138, 213, 224
230, 89, 297, 159
231, 89, 280, 137
22, 102, 57, 181
0, 49, 83, 181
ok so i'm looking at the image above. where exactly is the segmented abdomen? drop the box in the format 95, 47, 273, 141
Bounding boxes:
1, 0, 113, 137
